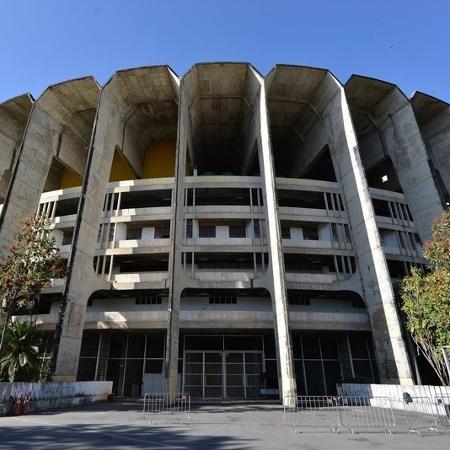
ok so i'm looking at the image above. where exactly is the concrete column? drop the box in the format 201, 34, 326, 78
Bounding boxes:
328, 75, 413, 383
0, 78, 99, 261
53, 66, 180, 380
52, 81, 121, 380
253, 68, 297, 404
346, 77, 443, 242
164, 75, 188, 395
411, 92, 450, 200
0, 94, 33, 203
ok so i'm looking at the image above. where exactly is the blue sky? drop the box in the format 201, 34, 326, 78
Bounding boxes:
1, 0, 449, 102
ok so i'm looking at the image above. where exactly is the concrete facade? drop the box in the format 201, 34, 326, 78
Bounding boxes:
1, 63, 445, 403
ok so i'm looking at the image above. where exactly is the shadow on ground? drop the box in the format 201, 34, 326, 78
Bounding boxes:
0, 422, 251, 450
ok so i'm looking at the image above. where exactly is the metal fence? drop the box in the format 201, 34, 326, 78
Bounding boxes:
142, 393, 190, 425
284, 395, 449, 435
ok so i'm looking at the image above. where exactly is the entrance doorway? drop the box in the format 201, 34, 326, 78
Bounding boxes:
184, 351, 264, 399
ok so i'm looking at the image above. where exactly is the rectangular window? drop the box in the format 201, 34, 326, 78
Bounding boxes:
62, 230, 73, 246
108, 224, 115, 241
126, 227, 142, 240
229, 225, 246, 238
185, 219, 193, 238
288, 295, 310, 306
135, 296, 162, 305
209, 295, 237, 304
344, 224, 352, 244
302, 225, 318, 240
154, 225, 170, 239
199, 225, 216, 238
253, 221, 261, 238
281, 227, 291, 239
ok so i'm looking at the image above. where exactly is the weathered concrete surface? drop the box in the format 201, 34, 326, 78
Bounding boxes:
0, 381, 112, 414
411, 91, 450, 200
266, 66, 412, 383
0, 77, 99, 260
346, 76, 443, 241
54, 67, 179, 381
0, 94, 33, 202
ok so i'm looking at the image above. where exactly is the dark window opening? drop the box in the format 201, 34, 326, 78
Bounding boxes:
154, 225, 170, 239
120, 190, 172, 209
126, 227, 142, 240
288, 294, 310, 306
136, 296, 162, 305
199, 225, 216, 238
209, 295, 237, 304
229, 225, 246, 238
281, 226, 291, 239
278, 190, 325, 209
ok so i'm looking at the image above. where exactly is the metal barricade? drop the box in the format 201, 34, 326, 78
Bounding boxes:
435, 395, 450, 428
142, 393, 190, 425
403, 396, 440, 435
336, 396, 397, 434
283, 394, 449, 435
283, 395, 340, 433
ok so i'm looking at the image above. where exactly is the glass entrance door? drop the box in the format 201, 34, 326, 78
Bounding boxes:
226, 352, 263, 399
184, 350, 263, 399
184, 352, 223, 399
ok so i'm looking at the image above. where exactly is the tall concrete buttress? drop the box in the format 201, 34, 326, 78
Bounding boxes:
0, 94, 33, 202
266, 65, 413, 383
255, 67, 297, 402
411, 92, 450, 201
0, 78, 99, 260
53, 66, 180, 380
345, 76, 443, 242
165, 63, 297, 404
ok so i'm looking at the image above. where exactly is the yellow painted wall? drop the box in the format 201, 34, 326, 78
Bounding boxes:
143, 140, 176, 178
60, 167, 82, 189
109, 151, 135, 182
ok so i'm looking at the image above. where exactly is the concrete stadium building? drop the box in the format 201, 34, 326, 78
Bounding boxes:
1, 63, 449, 402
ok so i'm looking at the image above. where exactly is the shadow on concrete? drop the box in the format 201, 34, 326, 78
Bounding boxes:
0, 422, 251, 450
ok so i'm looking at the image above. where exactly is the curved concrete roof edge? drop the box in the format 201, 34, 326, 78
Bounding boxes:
102, 64, 179, 92
1, 64, 448, 106
182, 61, 263, 81
0, 92, 34, 107
410, 90, 449, 107
346, 73, 409, 102
37, 75, 99, 102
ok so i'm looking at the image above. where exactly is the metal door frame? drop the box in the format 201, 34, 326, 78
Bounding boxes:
183, 350, 263, 399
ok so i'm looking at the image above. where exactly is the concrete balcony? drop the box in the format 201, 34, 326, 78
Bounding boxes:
180, 309, 273, 328
184, 175, 262, 189
105, 239, 171, 254
29, 309, 169, 330
110, 206, 173, 221
278, 206, 346, 223
192, 270, 256, 283
111, 271, 169, 289
375, 215, 416, 230
285, 272, 338, 284
282, 239, 352, 253
185, 238, 266, 252
185, 205, 264, 219
276, 177, 340, 192
289, 310, 370, 331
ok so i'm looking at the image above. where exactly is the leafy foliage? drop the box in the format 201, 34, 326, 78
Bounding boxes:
0, 217, 68, 316
401, 211, 450, 386
0, 217, 68, 357
0, 321, 43, 382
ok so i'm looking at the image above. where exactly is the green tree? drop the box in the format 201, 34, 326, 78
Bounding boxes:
401, 210, 450, 386
0, 321, 44, 382
0, 217, 68, 354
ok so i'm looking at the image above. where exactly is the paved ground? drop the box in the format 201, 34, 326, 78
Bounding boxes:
0, 401, 448, 449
